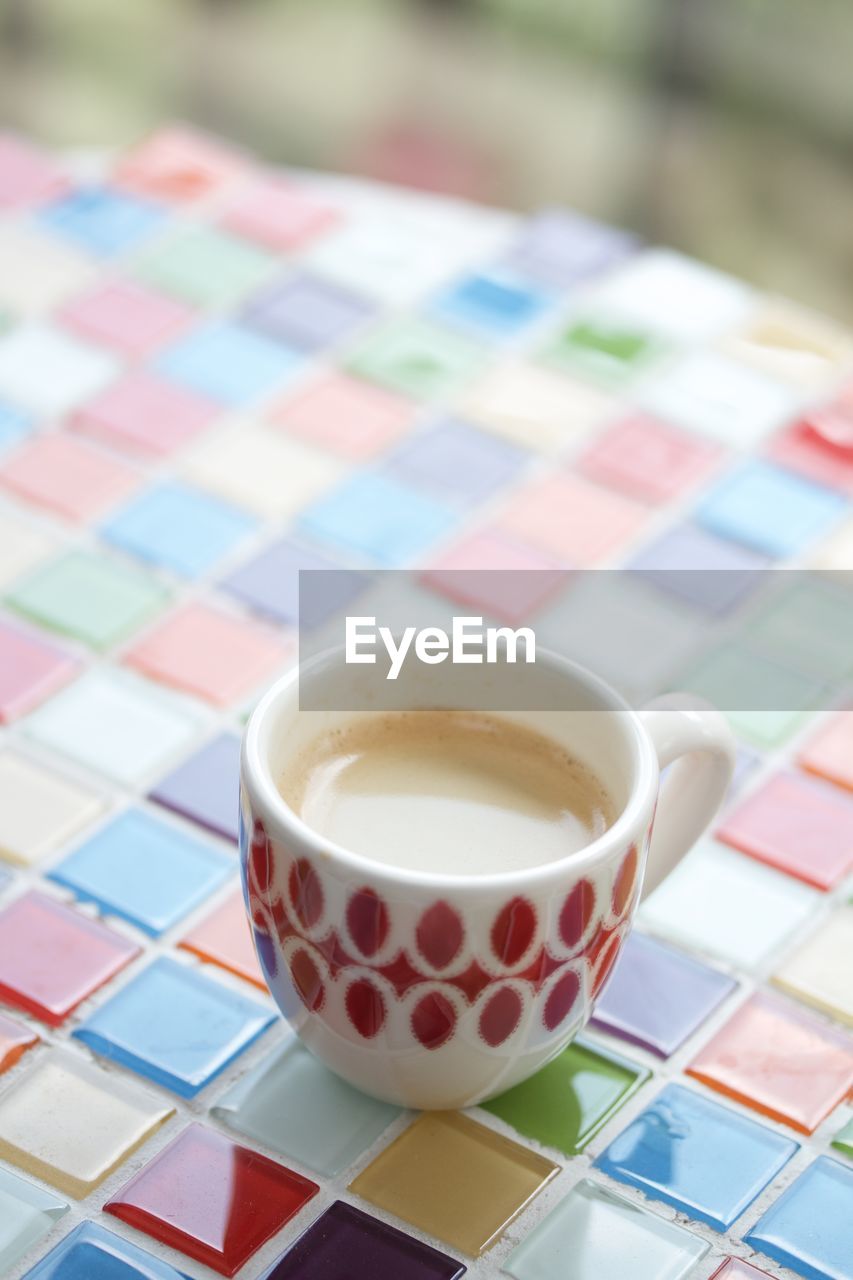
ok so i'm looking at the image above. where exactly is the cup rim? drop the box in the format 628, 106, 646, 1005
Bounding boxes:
242, 645, 659, 893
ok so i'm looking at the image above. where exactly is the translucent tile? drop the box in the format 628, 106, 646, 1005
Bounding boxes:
59, 278, 194, 356
50, 808, 232, 937
0, 1012, 39, 1074
0, 133, 65, 208
503, 1177, 709, 1280
105, 1123, 318, 1276
0, 400, 30, 451
424, 530, 565, 624
157, 322, 302, 406
179, 887, 264, 987
213, 1038, 400, 1175
222, 174, 338, 251
271, 373, 411, 459
221, 537, 363, 626
630, 523, 768, 615
0, 889, 138, 1025
742, 577, 853, 683
545, 316, 665, 386
184, 425, 339, 518
744, 1156, 853, 1280
298, 472, 455, 565
832, 1117, 853, 1159
695, 461, 846, 559
385, 419, 526, 504
773, 905, 853, 1026
595, 1082, 798, 1230
349, 1111, 558, 1256
0, 434, 138, 522
74, 371, 218, 458
0, 227, 93, 316
117, 125, 245, 202
705, 1260, 774, 1280
503, 208, 638, 287
483, 1037, 648, 1156
349, 321, 485, 399
0, 751, 102, 866
74, 956, 274, 1096
260, 1200, 465, 1280
687, 991, 853, 1135
0, 618, 77, 721
799, 709, 853, 792
243, 273, 374, 351
25, 669, 200, 786
138, 226, 275, 308
0, 1051, 173, 1197
0, 325, 117, 417
149, 732, 240, 842
7, 550, 169, 649
577, 415, 721, 504
41, 187, 164, 256
640, 840, 820, 970
500, 471, 647, 565
460, 361, 612, 452
727, 301, 853, 388
717, 771, 853, 890
23, 1220, 192, 1280
769, 421, 853, 497
431, 269, 552, 337
591, 932, 737, 1057
102, 482, 255, 577
0, 514, 55, 591
0, 1166, 67, 1273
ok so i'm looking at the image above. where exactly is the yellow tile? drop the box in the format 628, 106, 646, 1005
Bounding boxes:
773, 905, 853, 1027
0, 1052, 173, 1198
349, 1111, 558, 1256
460, 362, 612, 453
0, 515, 56, 592
0, 752, 103, 866
723, 301, 853, 387
184, 424, 340, 519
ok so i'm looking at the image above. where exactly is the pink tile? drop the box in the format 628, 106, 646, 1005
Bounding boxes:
116, 125, 246, 202
270, 374, 411, 459
125, 602, 287, 705
222, 174, 338, 250
422, 528, 567, 624
0, 133, 66, 208
0, 435, 139, 522
73, 373, 218, 458
799, 709, 853, 792
0, 618, 78, 722
766, 420, 853, 496
498, 471, 646, 565
717, 769, 853, 890
577, 414, 721, 503
60, 280, 195, 357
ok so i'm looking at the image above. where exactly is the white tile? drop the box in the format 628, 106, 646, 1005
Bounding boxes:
0, 325, 118, 418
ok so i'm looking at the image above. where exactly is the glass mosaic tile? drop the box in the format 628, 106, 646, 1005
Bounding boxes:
243, 272, 374, 351
0, 889, 138, 1024
0, 516, 57, 592
184, 424, 339, 518
773, 905, 853, 1026
41, 187, 164, 255
22, 1220, 192, 1280
0, 618, 77, 721
137, 226, 275, 307
25, 669, 201, 786
259, 1200, 466, 1280
545, 315, 665, 386
213, 1037, 401, 1175
7, 550, 169, 649
0, 401, 31, 450
0, 324, 117, 416
771, 420, 853, 495
594, 1082, 798, 1230
0, 1051, 173, 1197
636, 352, 794, 447
503, 207, 637, 287
73, 956, 274, 1096
49, 808, 232, 936
149, 731, 240, 841
74, 371, 218, 458
799, 709, 853, 791
499, 472, 646, 565
349, 1111, 558, 1256
687, 991, 853, 1134
431, 270, 552, 336
591, 931, 737, 1057
298, 471, 455, 565
0, 1166, 67, 1273
630, 523, 768, 615
104, 1122, 318, 1277
117, 125, 245, 202
349, 320, 486, 399
384, 419, 527, 504
726, 301, 853, 388
270, 372, 411, 459
577, 415, 721, 504
0, 433, 139, 521
0, 1012, 39, 1073
221, 536, 364, 627
0, 226, 93, 315
157, 322, 302, 406
744, 1156, 853, 1280
424, 530, 565, 624
743, 578, 853, 683
460, 361, 613, 452
0, 751, 102, 866
708, 1262, 774, 1280
695, 461, 846, 559
832, 1117, 853, 1159
222, 173, 338, 251
102, 482, 256, 577
179, 886, 265, 987
483, 1037, 649, 1156
503, 1177, 709, 1280
60, 278, 195, 356
0, 133, 64, 208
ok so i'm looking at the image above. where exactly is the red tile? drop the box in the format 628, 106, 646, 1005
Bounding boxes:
0, 890, 139, 1025
72, 372, 218, 458
799, 710, 853, 792
179, 888, 265, 989
105, 1123, 318, 1277
0, 435, 138, 522
767, 420, 853, 495
60, 280, 195, 357
0, 1011, 39, 1074
498, 471, 646, 565
577, 414, 721, 503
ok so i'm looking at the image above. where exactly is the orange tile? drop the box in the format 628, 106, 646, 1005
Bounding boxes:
0, 1012, 39, 1074
179, 889, 265, 989
799, 710, 853, 792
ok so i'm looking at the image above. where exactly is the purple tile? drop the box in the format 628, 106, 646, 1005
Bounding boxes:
260, 1201, 465, 1280
592, 932, 737, 1057
503, 208, 639, 288
384, 419, 527, 504
222, 538, 367, 628
149, 732, 240, 842
243, 274, 374, 351
630, 523, 768, 615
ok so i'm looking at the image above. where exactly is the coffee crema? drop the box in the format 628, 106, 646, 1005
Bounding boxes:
279, 710, 616, 875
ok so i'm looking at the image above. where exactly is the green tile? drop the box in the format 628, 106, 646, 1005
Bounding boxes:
739, 578, 853, 684
832, 1116, 853, 1160
135, 227, 275, 308
6, 551, 169, 650
482, 1037, 649, 1157
349, 320, 486, 399
544, 318, 664, 385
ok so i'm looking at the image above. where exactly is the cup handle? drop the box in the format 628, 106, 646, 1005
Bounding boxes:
638, 694, 737, 898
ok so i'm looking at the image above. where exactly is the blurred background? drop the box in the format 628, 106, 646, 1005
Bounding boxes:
2, 0, 851, 321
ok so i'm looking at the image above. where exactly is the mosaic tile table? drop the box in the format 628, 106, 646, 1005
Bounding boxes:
0, 125, 852, 1280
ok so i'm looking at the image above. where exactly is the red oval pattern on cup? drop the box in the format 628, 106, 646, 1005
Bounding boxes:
250, 818, 272, 894
411, 991, 457, 1050
346, 887, 390, 958
345, 978, 386, 1039
491, 896, 536, 966
416, 901, 463, 970
478, 986, 523, 1047
558, 878, 595, 950
288, 858, 324, 929
290, 947, 325, 1012
543, 969, 580, 1031
612, 845, 638, 916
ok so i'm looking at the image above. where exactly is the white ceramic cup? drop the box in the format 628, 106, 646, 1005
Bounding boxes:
240, 646, 735, 1109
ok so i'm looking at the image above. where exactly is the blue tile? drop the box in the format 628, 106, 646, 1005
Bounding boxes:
384, 418, 527, 504
73, 956, 273, 1097
594, 1082, 798, 1231
23, 1220, 191, 1279
157, 322, 302, 406
0, 401, 30, 451
40, 187, 164, 256
48, 809, 233, 936
222, 538, 366, 627
431, 271, 553, 336
101, 483, 256, 578
744, 1156, 853, 1280
695, 462, 846, 559
298, 472, 455, 565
